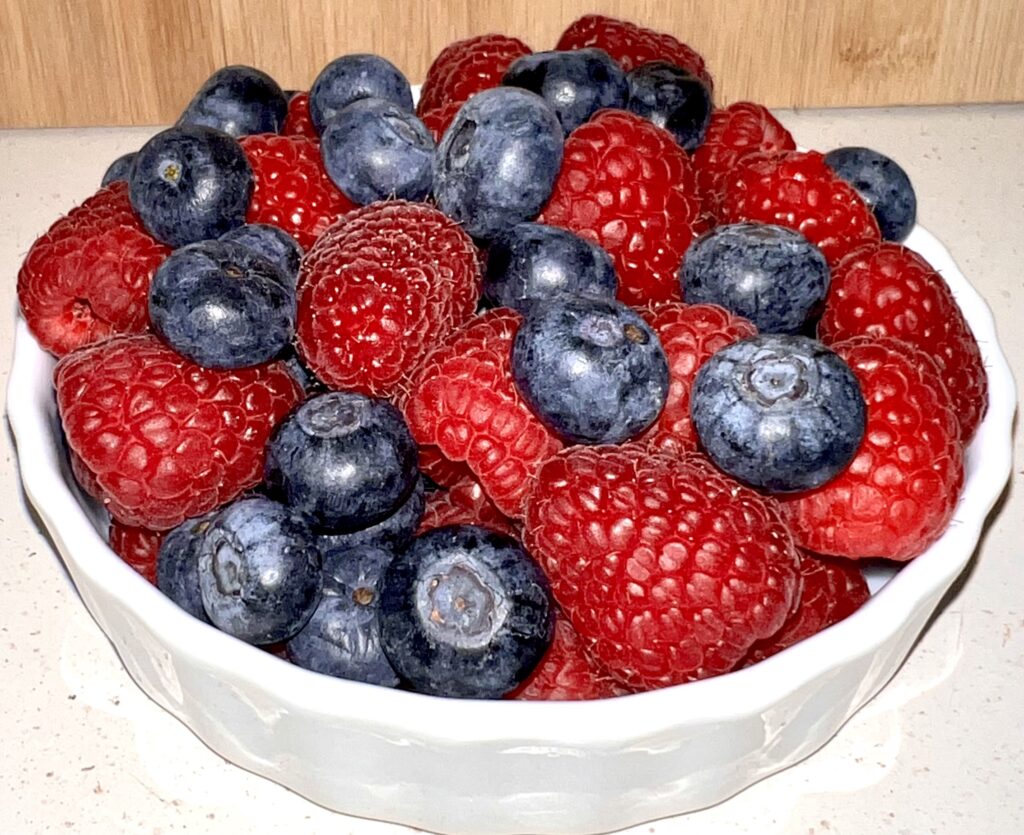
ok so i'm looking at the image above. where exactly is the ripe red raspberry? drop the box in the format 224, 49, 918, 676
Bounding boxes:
538, 109, 699, 305
108, 520, 163, 584
524, 446, 800, 689
17, 182, 171, 357
418, 477, 519, 538
509, 617, 623, 701
239, 133, 356, 250
740, 552, 870, 666
417, 445, 475, 489
819, 242, 988, 441
282, 92, 318, 139
417, 34, 532, 116
401, 309, 563, 519
296, 201, 481, 398
639, 302, 757, 456
719, 150, 881, 266
779, 337, 965, 561
419, 100, 462, 142
56, 334, 302, 531
556, 14, 713, 92
691, 102, 795, 221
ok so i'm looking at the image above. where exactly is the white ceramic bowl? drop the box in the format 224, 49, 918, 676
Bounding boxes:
6, 224, 1015, 835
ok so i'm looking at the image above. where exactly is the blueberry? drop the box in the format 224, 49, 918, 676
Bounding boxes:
512, 295, 669, 444
502, 48, 628, 134
483, 222, 617, 312
625, 62, 713, 152
379, 525, 553, 698
219, 223, 303, 289
129, 125, 253, 247
682, 223, 830, 334
196, 497, 322, 644
824, 146, 917, 242
691, 335, 866, 493
434, 87, 564, 241
156, 512, 217, 622
265, 391, 419, 533
316, 476, 425, 554
148, 239, 295, 369
178, 65, 288, 138
287, 544, 399, 686
320, 97, 434, 204
101, 152, 137, 187
309, 54, 413, 134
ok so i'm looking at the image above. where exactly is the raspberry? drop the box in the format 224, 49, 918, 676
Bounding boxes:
419, 100, 462, 143
691, 102, 795, 221
17, 182, 170, 357
740, 552, 870, 666
538, 109, 699, 305
108, 520, 163, 584
524, 446, 800, 689
401, 309, 563, 519
556, 14, 713, 92
240, 133, 356, 250
819, 242, 988, 441
418, 477, 519, 538
56, 334, 302, 530
638, 302, 757, 456
282, 92, 318, 139
779, 337, 965, 561
509, 617, 623, 701
295, 201, 481, 398
719, 150, 881, 266
417, 445, 475, 488
417, 34, 532, 116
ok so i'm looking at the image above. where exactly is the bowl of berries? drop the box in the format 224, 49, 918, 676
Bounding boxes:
7, 13, 1015, 835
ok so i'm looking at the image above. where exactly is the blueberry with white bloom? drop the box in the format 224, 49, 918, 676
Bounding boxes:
434, 87, 564, 241
691, 335, 866, 492
196, 496, 322, 645
320, 97, 434, 204
681, 223, 830, 334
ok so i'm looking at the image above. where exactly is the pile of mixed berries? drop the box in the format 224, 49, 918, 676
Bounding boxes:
19, 14, 987, 700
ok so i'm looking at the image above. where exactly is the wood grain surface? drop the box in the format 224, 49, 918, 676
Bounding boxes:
3, 0, 1023, 127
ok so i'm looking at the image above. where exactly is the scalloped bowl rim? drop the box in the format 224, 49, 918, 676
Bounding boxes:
5, 222, 1017, 814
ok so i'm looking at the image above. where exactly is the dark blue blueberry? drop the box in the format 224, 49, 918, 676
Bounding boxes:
316, 476, 425, 554
287, 544, 399, 686
320, 97, 434, 204
219, 223, 303, 289
681, 223, 830, 334
512, 295, 669, 444
502, 48, 628, 134
691, 335, 866, 493
196, 496, 322, 644
156, 512, 217, 623
483, 222, 617, 312
129, 125, 253, 247
148, 239, 295, 369
101, 152, 137, 187
178, 65, 288, 138
625, 61, 712, 152
824, 146, 917, 242
265, 391, 419, 533
309, 54, 413, 134
379, 525, 554, 699
433, 87, 564, 241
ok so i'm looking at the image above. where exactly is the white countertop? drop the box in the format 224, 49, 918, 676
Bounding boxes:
1, 105, 1021, 835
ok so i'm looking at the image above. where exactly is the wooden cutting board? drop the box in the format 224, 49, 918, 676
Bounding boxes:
2, 0, 1022, 127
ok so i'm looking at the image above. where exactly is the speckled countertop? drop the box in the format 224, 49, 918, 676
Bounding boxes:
1, 105, 1021, 835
